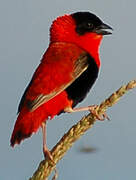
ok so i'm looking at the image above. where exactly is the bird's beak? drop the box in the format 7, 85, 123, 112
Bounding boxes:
94, 23, 113, 35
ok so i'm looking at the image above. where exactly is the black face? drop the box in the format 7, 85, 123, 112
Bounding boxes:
71, 12, 112, 36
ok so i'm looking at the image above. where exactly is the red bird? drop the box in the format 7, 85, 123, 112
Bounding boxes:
10, 12, 112, 159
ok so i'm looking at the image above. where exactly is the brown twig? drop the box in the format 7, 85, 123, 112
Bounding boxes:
29, 80, 136, 180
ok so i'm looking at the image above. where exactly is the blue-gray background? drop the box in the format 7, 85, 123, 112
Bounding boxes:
0, 0, 136, 179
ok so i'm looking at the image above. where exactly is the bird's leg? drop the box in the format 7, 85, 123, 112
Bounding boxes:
64, 105, 109, 121
41, 122, 54, 161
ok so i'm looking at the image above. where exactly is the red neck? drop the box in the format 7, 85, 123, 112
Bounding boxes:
50, 15, 103, 68
73, 33, 103, 67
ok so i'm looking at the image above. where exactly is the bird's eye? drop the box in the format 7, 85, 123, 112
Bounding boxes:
87, 23, 94, 29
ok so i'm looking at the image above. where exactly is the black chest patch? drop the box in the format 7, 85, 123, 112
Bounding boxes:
65, 54, 99, 107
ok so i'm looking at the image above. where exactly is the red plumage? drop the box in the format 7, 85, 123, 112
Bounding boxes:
10, 12, 112, 155
11, 43, 86, 145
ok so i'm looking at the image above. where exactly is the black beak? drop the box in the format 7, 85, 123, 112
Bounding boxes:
94, 23, 113, 35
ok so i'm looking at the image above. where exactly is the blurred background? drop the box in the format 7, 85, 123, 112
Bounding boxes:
0, 0, 136, 179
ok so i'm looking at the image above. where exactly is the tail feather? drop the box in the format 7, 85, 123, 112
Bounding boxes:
10, 130, 31, 147
10, 106, 48, 147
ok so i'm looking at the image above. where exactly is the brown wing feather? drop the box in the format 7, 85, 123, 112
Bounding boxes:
28, 52, 89, 112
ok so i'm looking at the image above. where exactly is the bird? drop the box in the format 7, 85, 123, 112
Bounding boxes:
10, 11, 112, 160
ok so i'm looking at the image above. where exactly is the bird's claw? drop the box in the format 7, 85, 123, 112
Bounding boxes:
43, 147, 55, 164
88, 105, 110, 121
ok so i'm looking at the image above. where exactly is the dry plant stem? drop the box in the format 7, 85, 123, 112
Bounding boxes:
29, 80, 136, 180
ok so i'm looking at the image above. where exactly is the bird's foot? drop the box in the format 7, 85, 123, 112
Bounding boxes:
87, 105, 110, 121
43, 146, 55, 164
65, 105, 110, 121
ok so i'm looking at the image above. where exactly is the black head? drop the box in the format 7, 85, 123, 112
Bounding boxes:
71, 12, 113, 36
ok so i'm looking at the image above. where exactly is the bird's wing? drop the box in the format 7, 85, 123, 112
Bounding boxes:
18, 42, 90, 113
